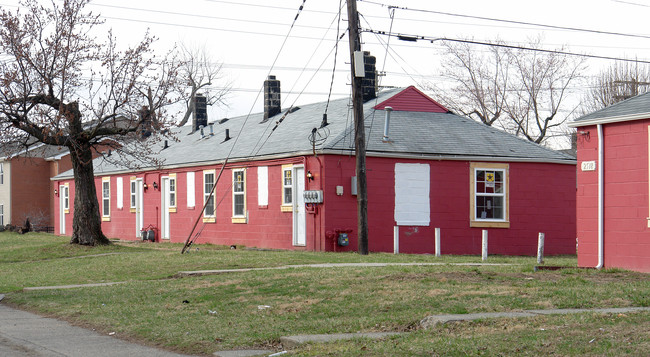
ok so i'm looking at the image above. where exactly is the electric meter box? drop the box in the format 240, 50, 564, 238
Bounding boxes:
338, 233, 349, 246
303, 190, 323, 204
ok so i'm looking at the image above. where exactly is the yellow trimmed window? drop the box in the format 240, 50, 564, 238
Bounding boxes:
63, 183, 70, 214
470, 163, 509, 228
281, 165, 293, 212
169, 173, 177, 212
130, 177, 137, 213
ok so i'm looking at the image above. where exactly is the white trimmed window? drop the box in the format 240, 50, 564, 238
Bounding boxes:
186, 172, 195, 208
203, 170, 216, 221
101, 177, 110, 221
130, 179, 137, 210
470, 163, 509, 228
232, 169, 246, 222
0, 204, 3, 226
281, 165, 292, 211
0, 163, 3, 185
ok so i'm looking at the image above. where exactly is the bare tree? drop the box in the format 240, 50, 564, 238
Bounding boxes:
584, 61, 650, 113
431, 38, 585, 144
0, 0, 183, 245
433, 40, 511, 128
176, 44, 230, 128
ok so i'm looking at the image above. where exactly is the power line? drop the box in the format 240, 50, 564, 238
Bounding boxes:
204, 0, 335, 15
360, 0, 650, 40
363, 29, 650, 64
90, 2, 333, 31
612, 0, 650, 7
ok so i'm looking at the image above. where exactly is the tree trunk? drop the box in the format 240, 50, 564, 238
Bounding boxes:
68, 141, 111, 246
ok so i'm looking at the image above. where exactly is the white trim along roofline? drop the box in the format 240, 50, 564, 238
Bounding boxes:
568, 112, 650, 128
50, 150, 575, 181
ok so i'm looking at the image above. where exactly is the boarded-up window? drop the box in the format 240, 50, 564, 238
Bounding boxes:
187, 172, 195, 208
116, 177, 123, 209
258, 166, 268, 206
394, 163, 430, 226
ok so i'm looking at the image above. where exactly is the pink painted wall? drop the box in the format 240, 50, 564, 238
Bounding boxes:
56, 154, 576, 256
576, 121, 650, 272
321, 155, 576, 256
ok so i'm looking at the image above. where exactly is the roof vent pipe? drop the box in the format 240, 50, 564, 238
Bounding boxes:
224, 128, 231, 141
208, 123, 214, 136
382, 106, 393, 142
199, 125, 205, 138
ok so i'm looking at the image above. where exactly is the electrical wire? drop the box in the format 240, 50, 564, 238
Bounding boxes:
183, 0, 308, 250
363, 29, 650, 64
282, 0, 345, 109
360, 0, 650, 40
364, 6, 396, 147
324, 0, 344, 116
90, 3, 333, 31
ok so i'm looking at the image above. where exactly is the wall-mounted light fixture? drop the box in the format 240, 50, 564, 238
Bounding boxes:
143, 183, 148, 190
54, 189, 58, 196
153, 181, 158, 190
306, 171, 314, 181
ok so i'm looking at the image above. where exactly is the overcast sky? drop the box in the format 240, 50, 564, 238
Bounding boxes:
3, 0, 650, 139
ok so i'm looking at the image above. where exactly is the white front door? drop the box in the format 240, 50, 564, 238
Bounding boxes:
161, 177, 171, 240
135, 179, 144, 238
59, 185, 66, 235
293, 166, 306, 246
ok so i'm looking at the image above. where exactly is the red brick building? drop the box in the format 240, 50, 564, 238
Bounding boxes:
0, 144, 71, 228
570, 93, 650, 272
54, 81, 577, 256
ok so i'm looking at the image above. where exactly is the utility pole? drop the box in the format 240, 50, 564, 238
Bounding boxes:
346, 0, 369, 255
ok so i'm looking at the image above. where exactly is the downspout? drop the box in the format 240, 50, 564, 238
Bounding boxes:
597, 124, 604, 269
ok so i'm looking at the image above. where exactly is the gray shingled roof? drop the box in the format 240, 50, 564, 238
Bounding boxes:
572, 91, 650, 125
0, 141, 68, 161
54, 88, 574, 179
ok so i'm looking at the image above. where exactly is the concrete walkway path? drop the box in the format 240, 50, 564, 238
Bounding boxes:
176, 262, 513, 277
418, 306, 650, 329
0, 302, 194, 357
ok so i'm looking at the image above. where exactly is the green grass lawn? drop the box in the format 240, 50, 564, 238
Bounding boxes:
1, 232, 648, 356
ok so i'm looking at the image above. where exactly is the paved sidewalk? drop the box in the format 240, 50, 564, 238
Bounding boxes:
418, 306, 650, 329
2, 294, 649, 357
0, 302, 194, 357
176, 262, 513, 277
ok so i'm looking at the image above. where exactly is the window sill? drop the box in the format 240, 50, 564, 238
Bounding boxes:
64, 210, 70, 214
470, 220, 510, 228
231, 217, 247, 224
169, 207, 177, 213
281, 205, 293, 213
130, 208, 136, 213
203, 217, 216, 223
101, 217, 111, 222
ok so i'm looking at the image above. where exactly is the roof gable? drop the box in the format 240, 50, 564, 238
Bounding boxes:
373, 86, 447, 113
